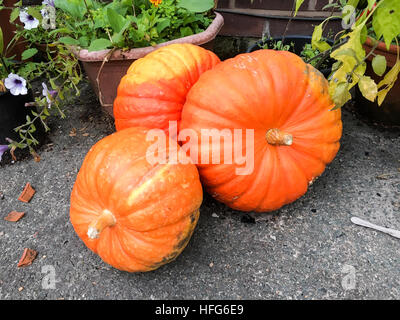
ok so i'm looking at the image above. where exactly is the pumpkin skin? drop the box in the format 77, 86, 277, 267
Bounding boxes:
180, 50, 342, 212
113, 44, 220, 132
70, 127, 203, 272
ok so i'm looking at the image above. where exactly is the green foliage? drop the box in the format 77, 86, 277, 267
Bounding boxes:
0, 2, 82, 156
372, 0, 400, 49
53, 0, 214, 51
177, 0, 214, 13
294, 0, 305, 16
372, 54, 387, 76
261, 40, 294, 51
306, 0, 400, 108
1, 0, 215, 157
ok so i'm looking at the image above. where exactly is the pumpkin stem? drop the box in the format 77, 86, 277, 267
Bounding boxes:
266, 128, 293, 146
87, 209, 116, 240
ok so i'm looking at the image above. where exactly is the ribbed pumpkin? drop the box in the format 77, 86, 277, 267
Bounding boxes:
113, 44, 220, 132
180, 50, 342, 212
70, 127, 203, 272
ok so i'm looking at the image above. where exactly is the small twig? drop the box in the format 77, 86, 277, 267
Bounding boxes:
281, 1, 296, 45
306, 38, 349, 68
83, 0, 95, 25
96, 48, 117, 108
351, 217, 400, 239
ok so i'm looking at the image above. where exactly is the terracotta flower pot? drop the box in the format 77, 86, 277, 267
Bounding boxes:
355, 36, 400, 126
71, 12, 224, 117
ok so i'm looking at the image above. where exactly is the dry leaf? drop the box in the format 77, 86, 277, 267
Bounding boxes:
69, 128, 77, 137
18, 183, 35, 203
82, 133, 89, 137
17, 248, 38, 267
10, 146, 17, 161
4, 211, 25, 222
31, 151, 41, 163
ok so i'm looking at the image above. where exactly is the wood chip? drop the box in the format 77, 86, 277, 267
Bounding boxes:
17, 248, 38, 267
82, 133, 89, 137
18, 183, 35, 203
4, 211, 25, 222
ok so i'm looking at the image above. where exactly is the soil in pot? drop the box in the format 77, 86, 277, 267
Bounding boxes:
247, 35, 335, 78
355, 37, 400, 126
0, 91, 46, 149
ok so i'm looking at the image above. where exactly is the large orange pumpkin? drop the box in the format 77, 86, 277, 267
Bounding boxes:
180, 50, 342, 212
113, 44, 220, 132
70, 127, 203, 272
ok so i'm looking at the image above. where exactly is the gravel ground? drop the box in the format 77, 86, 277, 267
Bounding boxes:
0, 80, 399, 300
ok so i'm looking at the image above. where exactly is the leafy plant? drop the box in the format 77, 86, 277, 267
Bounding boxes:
295, 0, 400, 108
54, 0, 215, 52
260, 39, 294, 52
0, 0, 81, 160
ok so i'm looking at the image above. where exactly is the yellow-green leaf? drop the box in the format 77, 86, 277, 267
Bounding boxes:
311, 23, 323, 50
0, 27, 3, 56
376, 59, 400, 105
372, 55, 387, 77
295, 0, 305, 16
331, 82, 352, 109
358, 76, 378, 102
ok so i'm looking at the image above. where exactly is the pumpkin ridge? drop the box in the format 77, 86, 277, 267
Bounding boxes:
196, 139, 267, 188
114, 226, 160, 267
105, 227, 150, 271
186, 86, 256, 128
126, 162, 173, 208
290, 140, 329, 161
120, 180, 202, 232
151, 54, 190, 90
226, 145, 271, 209
184, 99, 249, 128
85, 149, 110, 210
117, 81, 183, 103
255, 147, 280, 210
252, 53, 279, 127
218, 64, 268, 127
115, 99, 182, 118
282, 66, 334, 129
278, 147, 309, 193
149, 209, 200, 270
162, 46, 199, 85
259, 147, 288, 210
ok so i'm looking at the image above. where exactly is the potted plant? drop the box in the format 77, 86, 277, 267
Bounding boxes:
0, 0, 81, 162
53, 0, 224, 116
303, 0, 399, 124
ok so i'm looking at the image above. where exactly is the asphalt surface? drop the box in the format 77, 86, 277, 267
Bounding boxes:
0, 79, 400, 299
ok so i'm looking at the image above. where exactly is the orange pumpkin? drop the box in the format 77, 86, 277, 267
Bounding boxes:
70, 127, 203, 272
180, 50, 342, 212
113, 44, 220, 132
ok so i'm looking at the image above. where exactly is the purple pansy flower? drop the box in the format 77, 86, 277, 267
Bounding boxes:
4, 74, 28, 96
19, 10, 39, 30
0, 145, 9, 162
42, 83, 58, 105
42, 0, 55, 7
